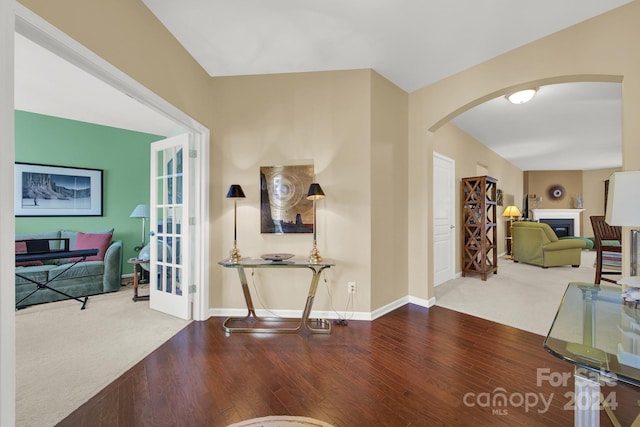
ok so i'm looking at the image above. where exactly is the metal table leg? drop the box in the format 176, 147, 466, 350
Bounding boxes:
223, 265, 331, 334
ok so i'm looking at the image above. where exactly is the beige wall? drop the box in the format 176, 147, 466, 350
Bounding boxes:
208, 69, 408, 313
210, 70, 379, 312
524, 170, 583, 233
524, 171, 583, 211
409, 1, 640, 298
371, 72, 409, 308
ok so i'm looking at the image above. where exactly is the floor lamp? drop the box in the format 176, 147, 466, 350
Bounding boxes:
226, 184, 246, 263
502, 205, 521, 258
306, 183, 325, 264
605, 171, 640, 276
130, 204, 150, 252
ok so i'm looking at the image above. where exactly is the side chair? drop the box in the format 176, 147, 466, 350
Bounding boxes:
590, 215, 622, 285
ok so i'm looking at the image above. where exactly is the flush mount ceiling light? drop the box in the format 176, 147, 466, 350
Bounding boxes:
505, 88, 538, 104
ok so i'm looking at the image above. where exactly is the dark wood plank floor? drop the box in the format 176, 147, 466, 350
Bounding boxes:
58, 305, 640, 426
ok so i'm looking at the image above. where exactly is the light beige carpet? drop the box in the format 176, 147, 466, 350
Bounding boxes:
228, 415, 335, 427
15, 284, 190, 427
435, 250, 602, 336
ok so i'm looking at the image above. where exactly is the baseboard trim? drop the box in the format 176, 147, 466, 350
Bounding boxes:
409, 295, 436, 308
208, 295, 437, 322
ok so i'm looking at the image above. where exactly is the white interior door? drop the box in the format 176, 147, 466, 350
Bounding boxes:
433, 153, 455, 286
150, 133, 192, 319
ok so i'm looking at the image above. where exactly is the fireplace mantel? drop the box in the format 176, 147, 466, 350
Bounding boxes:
531, 209, 585, 236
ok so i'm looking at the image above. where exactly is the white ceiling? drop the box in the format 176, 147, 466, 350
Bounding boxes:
451, 82, 622, 171
141, 0, 631, 93
15, 0, 630, 170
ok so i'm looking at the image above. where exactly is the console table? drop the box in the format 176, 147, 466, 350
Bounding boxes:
218, 257, 334, 334
544, 282, 640, 426
15, 248, 99, 310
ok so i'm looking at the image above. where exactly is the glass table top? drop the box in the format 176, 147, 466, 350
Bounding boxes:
544, 282, 640, 387
218, 257, 335, 268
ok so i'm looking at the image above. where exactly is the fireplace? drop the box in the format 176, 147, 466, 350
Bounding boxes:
531, 209, 584, 237
539, 218, 574, 238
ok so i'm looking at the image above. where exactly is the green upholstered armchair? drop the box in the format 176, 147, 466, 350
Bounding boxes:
511, 221, 586, 268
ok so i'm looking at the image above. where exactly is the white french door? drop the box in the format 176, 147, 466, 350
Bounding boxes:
433, 153, 456, 286
149, 133, 192, 319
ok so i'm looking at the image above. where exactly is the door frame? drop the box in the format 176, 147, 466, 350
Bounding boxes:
0, 1, 15, 424
13, 4, 211, 321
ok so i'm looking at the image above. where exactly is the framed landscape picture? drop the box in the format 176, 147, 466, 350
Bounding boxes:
15, 162, 104, 217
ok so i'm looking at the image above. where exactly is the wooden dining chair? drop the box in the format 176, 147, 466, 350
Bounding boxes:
590, 215, 622, 284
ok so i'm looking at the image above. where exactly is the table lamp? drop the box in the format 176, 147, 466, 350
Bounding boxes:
226, 184, 246, 263
605, 171, 640, 276
502, 205, 521, 224
502, 205, 521, 258
130, 204, 150, 252
306, 183, 326, 263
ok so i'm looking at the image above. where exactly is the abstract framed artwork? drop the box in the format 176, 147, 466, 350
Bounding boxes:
15, 162, 104, 217
260, 164, 314, 234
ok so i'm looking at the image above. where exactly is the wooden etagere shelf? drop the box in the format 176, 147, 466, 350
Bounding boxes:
461, 175, 498, 281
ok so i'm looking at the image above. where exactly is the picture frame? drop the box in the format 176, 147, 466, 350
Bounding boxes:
260, 164, 314, 234
15, 162, 104, 217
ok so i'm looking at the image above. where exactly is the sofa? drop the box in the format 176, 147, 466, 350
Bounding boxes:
511, 221, 586, 268
15, 229, 123, 307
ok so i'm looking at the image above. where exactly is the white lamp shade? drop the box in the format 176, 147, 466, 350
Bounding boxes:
130, 204, 150, 218
605, 171, 640, 226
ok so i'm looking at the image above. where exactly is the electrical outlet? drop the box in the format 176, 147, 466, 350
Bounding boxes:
348, 281, 357, 294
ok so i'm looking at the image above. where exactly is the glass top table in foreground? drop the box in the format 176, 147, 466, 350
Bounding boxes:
218, 257, 335, 334
544, 282, 640, 426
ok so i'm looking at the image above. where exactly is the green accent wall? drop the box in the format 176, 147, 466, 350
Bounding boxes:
15, 110, 165, 274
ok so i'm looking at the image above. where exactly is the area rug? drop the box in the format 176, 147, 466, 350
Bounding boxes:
15, 284, 190, 427
228, 416, 335, 427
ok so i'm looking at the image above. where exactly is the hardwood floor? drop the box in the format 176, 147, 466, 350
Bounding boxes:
58, 305, 640, 426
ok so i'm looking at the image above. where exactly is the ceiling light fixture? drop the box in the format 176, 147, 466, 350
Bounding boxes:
506, 88, 538, 104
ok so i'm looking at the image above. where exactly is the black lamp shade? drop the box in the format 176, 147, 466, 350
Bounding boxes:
226, 184, 246, 199
306, 183, 325, 200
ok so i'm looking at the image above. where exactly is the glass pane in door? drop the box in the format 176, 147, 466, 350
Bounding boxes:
154, 146, 183, 296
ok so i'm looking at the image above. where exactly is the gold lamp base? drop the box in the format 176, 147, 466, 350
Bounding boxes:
228, 247, 242, 264
309, 243, 322, 264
